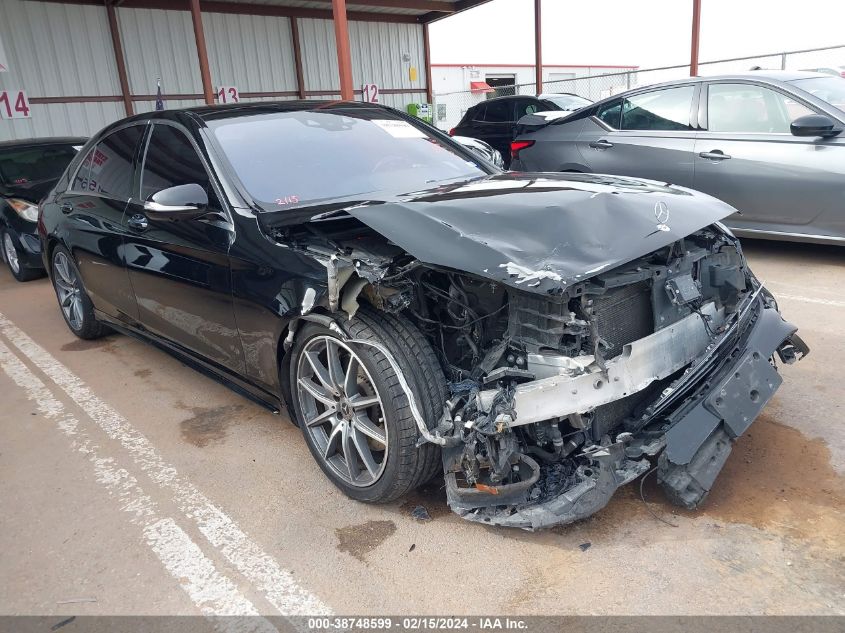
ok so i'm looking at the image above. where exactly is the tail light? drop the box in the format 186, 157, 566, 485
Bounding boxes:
448, 128, 456, 136
841, 71, 845, 78
510, 139, 535, 161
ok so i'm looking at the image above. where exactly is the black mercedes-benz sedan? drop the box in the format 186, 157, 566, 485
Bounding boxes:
39, 102, 807, 530
1, 137, 85, 281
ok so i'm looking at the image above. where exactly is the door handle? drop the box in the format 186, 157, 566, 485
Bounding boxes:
127, 213, 149, 231
60, 202, 74, 214
699, 150, 731, 161
589, 139, 614, 149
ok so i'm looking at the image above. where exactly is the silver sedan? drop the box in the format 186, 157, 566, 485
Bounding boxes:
512, 71, 845, 245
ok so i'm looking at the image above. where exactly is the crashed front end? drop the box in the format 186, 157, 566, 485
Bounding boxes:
263, 175, 808, 529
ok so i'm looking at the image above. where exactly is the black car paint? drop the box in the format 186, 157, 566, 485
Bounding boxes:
0, 138, 86, 272
38, 104, 805, 528
450, 96, 560, 165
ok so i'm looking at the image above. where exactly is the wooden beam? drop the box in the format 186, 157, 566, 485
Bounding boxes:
301, 0, 453, 11
690, 0, 701, 76
105, 2, 134, 116
534, 0, 542, 95
39, 0, 422, 23
419, 0, 493, 23
290, 17, 307, 99
423, 22, 433, 104
332, 0, 354, 101
188, 0, 214, 104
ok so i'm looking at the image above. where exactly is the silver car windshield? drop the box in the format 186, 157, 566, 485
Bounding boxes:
789, 76, 845, 115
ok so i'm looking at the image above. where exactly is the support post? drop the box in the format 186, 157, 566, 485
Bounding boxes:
423, 23, 433, 104
189, 0, 215, 104
332, 0, 354, 100
290, 17, 307, 99
106, 3, 133, 117
690, 0, 701, 76
534, 0, 542, 94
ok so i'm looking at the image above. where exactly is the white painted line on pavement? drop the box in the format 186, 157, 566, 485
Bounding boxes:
0, 339, 276, 632
0, 312, 331, 618
775, 294, 845, 308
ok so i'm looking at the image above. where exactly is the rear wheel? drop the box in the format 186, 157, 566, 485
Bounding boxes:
289, 308, 446, 503
50, 246, 109, 339
2, 230, 41, 282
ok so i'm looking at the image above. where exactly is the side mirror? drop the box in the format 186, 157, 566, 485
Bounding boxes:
144, 183, 209, 220
790, 113, 842, 138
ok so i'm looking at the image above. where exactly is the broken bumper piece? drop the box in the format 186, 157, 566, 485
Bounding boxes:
444, 295, 808, 530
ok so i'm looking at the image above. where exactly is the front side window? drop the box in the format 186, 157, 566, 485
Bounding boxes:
515, 99, 542, 119
210, 109, 486, 208
707, 83, 814, 133
621, 86, 695, 131
595, 99, 622, 129
89, 125, 145, 199
140, 124, 211, 202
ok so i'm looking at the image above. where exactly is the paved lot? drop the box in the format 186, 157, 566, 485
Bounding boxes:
0, 239, 843, 618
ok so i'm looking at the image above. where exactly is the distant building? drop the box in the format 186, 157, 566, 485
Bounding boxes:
431, 62, 638, 129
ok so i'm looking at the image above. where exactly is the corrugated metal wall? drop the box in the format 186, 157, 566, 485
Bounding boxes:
0, 0, 429, 142
0, 1, 124, 140
203, 12, 299, 101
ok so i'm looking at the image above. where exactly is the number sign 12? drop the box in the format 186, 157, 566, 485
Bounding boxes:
217, 86, 240, 104
0, 90, 31, 119
361, 83, 379, 103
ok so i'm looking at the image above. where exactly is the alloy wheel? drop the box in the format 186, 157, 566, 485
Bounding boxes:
296, 335, 389, 487
53, 251, 84, 331
4, 233, 20, 274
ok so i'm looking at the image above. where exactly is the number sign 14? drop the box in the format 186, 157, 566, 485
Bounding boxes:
0, 90, 31, 119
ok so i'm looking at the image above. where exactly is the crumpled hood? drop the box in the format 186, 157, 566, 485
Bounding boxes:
347, 173, 737, 293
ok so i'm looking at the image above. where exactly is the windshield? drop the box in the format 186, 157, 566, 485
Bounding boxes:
0, 143, 81, 187
543, 94, 591, 110
210, 110, 487, 208
789, 76, 845, 115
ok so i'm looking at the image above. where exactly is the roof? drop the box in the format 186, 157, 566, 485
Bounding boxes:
46, 0, 493, 24
0, 137, 88, 149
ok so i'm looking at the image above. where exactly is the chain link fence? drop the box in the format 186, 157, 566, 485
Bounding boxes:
433, 44, 845, 130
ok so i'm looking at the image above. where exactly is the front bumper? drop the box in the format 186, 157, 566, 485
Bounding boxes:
445, 291, 808, 530
2, 219, 43, 270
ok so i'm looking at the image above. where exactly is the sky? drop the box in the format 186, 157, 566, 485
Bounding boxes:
429, 0, 845, 70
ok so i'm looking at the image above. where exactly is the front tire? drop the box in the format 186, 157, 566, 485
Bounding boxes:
289, 308, 446, 503
50, 246, 109, 340
2, 230, 41, 282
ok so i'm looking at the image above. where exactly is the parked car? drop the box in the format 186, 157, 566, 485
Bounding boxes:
0, 137, 85, 281
452, 135, 505, 168
800, 66, 845, 77
511, 71, 845, 245
40, 101, 806, 529
538, 92, 593, 111
449, 95, 561, 166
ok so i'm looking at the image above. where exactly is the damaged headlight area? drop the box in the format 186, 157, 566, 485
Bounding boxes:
270, 215, 808, 530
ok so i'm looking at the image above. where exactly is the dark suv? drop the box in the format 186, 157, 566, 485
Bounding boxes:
449, 95, 560, 165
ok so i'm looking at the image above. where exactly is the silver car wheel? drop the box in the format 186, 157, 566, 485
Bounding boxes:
4, 233, 20, 274
296, 335, 388, 487
53, 251, 84, 331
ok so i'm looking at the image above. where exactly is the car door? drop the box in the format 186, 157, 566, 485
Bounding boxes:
123, 121, 244, 374
577, 85, 699, 187
476, 99, 516, 160
56, 124, 146, 322
694, 80, 845, 237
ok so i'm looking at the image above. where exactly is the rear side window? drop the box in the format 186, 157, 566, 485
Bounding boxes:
71, 147, 96, 192
470, 104, 486, 122
483, 99, 513, 123
89, 125, 145, 199
140, 124, 212, 202
596, 99, 622, 128
621, 86, 695, 131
